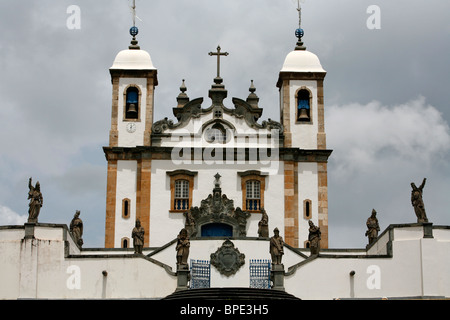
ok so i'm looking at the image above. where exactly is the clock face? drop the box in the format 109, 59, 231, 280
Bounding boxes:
126, 122, 136, 133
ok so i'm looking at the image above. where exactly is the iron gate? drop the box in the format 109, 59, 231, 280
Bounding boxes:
249, 259, 271, 289
190, 259, 211, 289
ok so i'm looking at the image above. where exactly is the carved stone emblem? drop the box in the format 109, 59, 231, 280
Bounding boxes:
210, 239, 245, 277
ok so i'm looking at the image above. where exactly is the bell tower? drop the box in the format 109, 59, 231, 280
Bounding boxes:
108, 28, 158, 148
104, 9, 158, 248
276, 7, 326, 150
277, 2, 330, 249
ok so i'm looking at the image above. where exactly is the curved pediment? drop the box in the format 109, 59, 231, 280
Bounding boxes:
151, 96, 283, 136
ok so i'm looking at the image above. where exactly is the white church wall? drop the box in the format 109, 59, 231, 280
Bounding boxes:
115, 160, 137, 247
149, 160, 285, 246
297, 162, 319, 245
117, 77, 148, 147
0, 228, 22, 299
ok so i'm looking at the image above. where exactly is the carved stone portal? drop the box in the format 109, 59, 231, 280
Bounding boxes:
210, 239, 245, 277
186, 173, 251, 237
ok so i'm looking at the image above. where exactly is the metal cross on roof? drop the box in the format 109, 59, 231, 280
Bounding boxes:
209, 46, 229, 79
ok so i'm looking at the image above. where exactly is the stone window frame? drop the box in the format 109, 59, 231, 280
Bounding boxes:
123, 84, 142, 122
202, 119, 235, 144
303, 199, 313, 220
239, 171, 266, 213
295, 86, 313, 125
122, 198, 131, 219
167, 170, 197, 213
303, 240, 310, 249
121, 237, 130, 248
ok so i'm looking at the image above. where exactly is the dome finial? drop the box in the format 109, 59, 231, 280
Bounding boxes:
294, 0, 306, 50
246, 80, 259, 108
129, 0, 140, 50
177, 79, 189, 108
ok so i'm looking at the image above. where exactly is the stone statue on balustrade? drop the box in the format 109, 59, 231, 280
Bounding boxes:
270, 228, 284, 265
308, 221, 321, 255
132, 219, 145, 254
411, 178, 429, 223
176, 228, 190, 268
70, 210, 84, 248
365, 209, 380, 246
258, 208, 269, 238
27, 177, 43, 223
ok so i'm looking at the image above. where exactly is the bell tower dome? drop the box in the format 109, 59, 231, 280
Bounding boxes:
108, 26, 158, 148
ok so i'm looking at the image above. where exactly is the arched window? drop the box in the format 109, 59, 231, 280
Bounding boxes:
121, 237, 130, 248
168, 170, 197, 213
246, 180, 261, 211
206, 123, 227, 143
174, 179, 190, 211
239, 171, 266, 213
122, 198, 131, 219
125, 86, 139, 119
297, 89, 311, 122
303, 199, 312, 219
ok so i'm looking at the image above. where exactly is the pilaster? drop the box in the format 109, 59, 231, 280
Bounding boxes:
284, 161, 299, 247
105, 160, 118, 248
318, 162, 328, 249
136, 158, 152, 247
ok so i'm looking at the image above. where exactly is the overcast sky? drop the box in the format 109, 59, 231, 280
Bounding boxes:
0, 0, 449, 248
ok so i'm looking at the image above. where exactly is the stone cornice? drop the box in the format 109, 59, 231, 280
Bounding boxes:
109, 69, 158, 86
276, 71, 326, 89
103, 146, 332, 162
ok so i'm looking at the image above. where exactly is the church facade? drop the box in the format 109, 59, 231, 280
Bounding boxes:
104, 27, 331, 251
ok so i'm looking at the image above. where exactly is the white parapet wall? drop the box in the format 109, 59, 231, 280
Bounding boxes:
0, 223, 448, 300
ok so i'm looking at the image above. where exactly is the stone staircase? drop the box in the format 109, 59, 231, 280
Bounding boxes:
163, 287, 300, 300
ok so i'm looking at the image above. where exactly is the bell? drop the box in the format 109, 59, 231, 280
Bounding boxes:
127, 103, 138, 116
298, 108, 310, 121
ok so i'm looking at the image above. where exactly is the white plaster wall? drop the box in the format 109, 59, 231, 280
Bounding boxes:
285, 227, 450, 300
0, 226, 176, 299
117, 77, 148, 147
297, 162, 319, 245
289, 80, 319, 149
114, 160, 137, 247
0, 224, 449, 299
149, 160, 285, 246
0, 229, 22, 299
57, 257, 176, 299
